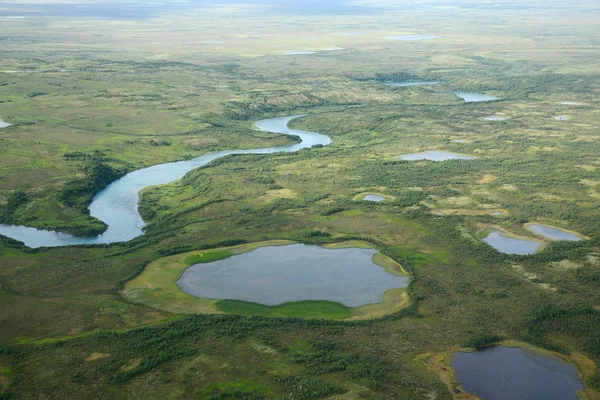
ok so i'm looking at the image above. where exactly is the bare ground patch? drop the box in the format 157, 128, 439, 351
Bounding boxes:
120, 358, 143, 372
85, 352, 110, 362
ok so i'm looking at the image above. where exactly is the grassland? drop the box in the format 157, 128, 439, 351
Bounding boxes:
0, 0, 600, 398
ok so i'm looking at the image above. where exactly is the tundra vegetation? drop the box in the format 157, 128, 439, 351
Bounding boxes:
1, 0, 600, 398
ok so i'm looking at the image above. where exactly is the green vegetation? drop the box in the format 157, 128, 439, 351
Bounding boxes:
216, 300, 353, 319
1, 0, 600, 398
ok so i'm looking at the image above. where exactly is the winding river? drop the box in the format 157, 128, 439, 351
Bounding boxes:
0, 115, 331, 248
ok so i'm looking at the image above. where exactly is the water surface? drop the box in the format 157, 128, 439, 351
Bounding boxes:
453, 346, 583, 400
554, 115, 570, 121
482, 229, 542, 255
177, 244, 407, 307
387, 35, 440, 40
561, 101, 587, 106
527, 224, 583, 241
0, 115, 331, 248
484, 116, 508, 121
397, 150, 474, 161
282, 51, 316, 55
0, 120, 10, 128
452, 91, 499, 102
363, 194, 385, 202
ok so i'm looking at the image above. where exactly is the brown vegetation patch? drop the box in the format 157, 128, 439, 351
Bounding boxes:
120, 358, 143, 372
416, 350, 479, 400
257, 188, 297, 202
0, 375, 10, 394
477, 174, 496, 184
576, 165, 597, 172
550, 260, 582, 270
431, 209, 506, 216
85, 352, 109, 362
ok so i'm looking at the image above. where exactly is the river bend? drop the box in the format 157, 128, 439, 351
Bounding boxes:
0, 115, 330, 248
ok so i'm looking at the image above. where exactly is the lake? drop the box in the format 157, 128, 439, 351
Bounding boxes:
453, 345, 583, 400
561, 101, 587, 106
526, 223, 583, 241
482, 229, 542, 255
177, 244, 408, 307
363, 194, 385, 202
338, 32, 367, 36
0, 115, 331, 248
397, 150, 475, 161
387, 35, 441, 40
452, 91, 499, 102
483, 116, 508, 121
282, 51, 316, 55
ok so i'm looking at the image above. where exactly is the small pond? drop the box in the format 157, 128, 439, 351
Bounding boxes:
453, 345, 583, 400
0, 120, 10, 128
363, 194, 385, 202
177, 244, 408, 307
527, 223, 583, 241
453, 139, 467, 143
397, 150, 475, 161
482, 229, 542, 255
554, 115, 570, 121
452, 91, 499, 102
282, 51, 316, 55
483, 116, 508, 121
387, 35, 441, 40
384, 81, 439, 87
561, 101, 587, 106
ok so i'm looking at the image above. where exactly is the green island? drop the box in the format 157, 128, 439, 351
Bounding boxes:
1, 0, 600, 398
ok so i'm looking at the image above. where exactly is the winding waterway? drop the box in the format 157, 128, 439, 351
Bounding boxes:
0, 115, 331, 248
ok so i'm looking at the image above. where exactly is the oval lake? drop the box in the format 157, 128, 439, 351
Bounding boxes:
482, 229, 542, 255
176, 244, 408, 307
